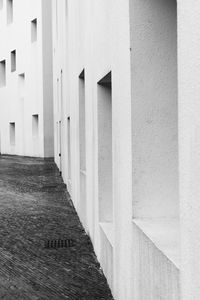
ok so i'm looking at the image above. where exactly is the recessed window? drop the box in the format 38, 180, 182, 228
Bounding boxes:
18, 73, 25, 83
130, 0, 178, 220
79, 69, 86, 172
65, 0, 68, 18
0, 0, 3, 10
56, 0, 58, 40
0, 60, 6, 87
79, 69, 86, 227
97, 71, 112, 223
9, 122, 15, 146
18, 73, 25, 97
130, 0, 179, 292
11, 50, 16, 72
31, 18, 37, 42
32, 115, 39, 139
7, 0, 13, 24
67, 117, 71, 180
97, 71, 113, 289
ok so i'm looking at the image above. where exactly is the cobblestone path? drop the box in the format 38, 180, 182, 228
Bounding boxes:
0, 155, 113, 300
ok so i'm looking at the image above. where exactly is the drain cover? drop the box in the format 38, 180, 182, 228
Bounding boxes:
44, 239, 75, 249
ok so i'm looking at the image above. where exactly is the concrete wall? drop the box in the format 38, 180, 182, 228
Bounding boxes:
0, 0, 54, 157
42, 0, 54, 158
178, 1, 200, 299
52, 1, 133, 299
52, 0, 200, 299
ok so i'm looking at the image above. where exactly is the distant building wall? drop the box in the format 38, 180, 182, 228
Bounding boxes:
0, 0, 54, 157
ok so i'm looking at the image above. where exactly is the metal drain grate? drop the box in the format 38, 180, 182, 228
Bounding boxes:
44, 239, 75, 249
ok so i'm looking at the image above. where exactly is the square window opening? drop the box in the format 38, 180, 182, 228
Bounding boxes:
0, 0, 3, 10
18, 73, 25, 97
0, 60, 6, 87
11, 50, 16, 72
10, 122, 15, 146
97, 71, 113, 223
67, 117, 71, 180
7, 0, 13, 24
31, 18, 37, 43
32, 114, 39, 139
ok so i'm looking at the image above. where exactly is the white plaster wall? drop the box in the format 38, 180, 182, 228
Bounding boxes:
42, 0, 54, 158
178, 1, 200, 299
52, 0, 181, 299
0, 0, 54, 158
52, 1, 133, 299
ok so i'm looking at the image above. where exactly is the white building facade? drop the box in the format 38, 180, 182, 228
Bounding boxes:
51, 0, 200, 299
0, 0, 54, 157
52, 0, 178, 299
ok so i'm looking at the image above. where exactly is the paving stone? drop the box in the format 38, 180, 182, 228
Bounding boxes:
0, 155, 113, 300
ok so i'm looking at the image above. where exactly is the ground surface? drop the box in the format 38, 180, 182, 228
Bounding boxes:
0, 155, 113, 300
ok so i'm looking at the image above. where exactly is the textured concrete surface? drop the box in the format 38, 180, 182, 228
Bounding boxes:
0, 155, 113, 300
